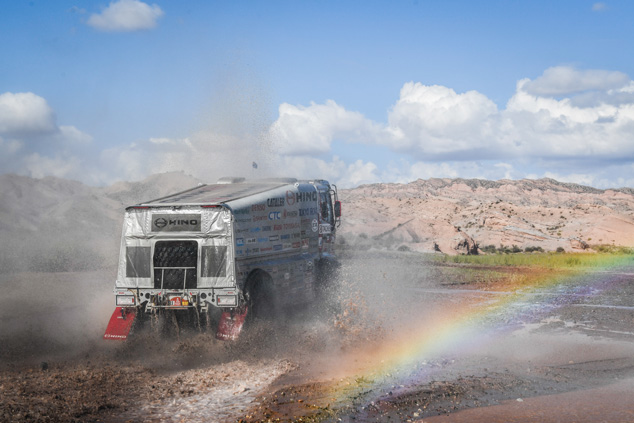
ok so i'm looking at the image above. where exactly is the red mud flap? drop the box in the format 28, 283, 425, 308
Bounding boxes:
103, 307, 137, 340
216, 307, 248, 341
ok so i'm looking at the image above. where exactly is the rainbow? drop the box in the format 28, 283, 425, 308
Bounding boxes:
325, 254, 634, 410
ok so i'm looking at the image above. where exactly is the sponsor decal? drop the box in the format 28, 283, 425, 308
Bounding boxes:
234, 207, 250, 215
292, 242, 301, 249
274, 244, 283, 251
250, 227, 261, 233
268, 211, 282, 220
296, 191, 318, 203
284, 209, 298, 218
151, 214, 201, 232
280, 234, 291, 240
262, 225, 272, 231
311, 219, 318, 232
235, 228, 250, 233
246, 238, 257, 244
274, 224, 282, 231
236, 238, 244, 246
286, 190, 296, 205
299, 207, 318, 216
235, 217, 252, 223
283, 242, 292, 249
301, 230, 307, 237
252, 204, 266, 212
252, 248, 260, 253
292, 232, 301, 238
260, 247, 273, 252
301, 239, 309, 249
319, 224, 332, 234
257, 237, 268, 243
269, 235, 279, 242
267, 197, 285, 207
253, 215, 268, 222
236, 249, 243, 255
284, 223, 299, 230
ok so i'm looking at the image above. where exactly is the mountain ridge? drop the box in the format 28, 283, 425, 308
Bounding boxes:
340, 177, 634, 254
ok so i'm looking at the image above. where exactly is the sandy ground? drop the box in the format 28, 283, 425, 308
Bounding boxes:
1, 251, 634, 422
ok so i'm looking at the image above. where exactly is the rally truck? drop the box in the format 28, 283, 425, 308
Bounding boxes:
103, 177, 341, 340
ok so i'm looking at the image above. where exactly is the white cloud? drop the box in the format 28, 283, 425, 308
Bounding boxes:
385, 83, 498, 156
592, 2, 607, 12
268, 66, 634, 165
270, 100, 383, 156
0, 92, 93, 181
5, 67, 634, 190
87, 0, 163, 32
0, 92, 56, 135
521, 66, 628, 96
57, 125, 93, 144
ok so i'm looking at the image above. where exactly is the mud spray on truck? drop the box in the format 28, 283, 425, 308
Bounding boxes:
104, 177, 341, 341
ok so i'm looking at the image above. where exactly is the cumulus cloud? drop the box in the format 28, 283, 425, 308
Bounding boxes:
592, 2, 607, 11
87, 0, 163, 32
4, 66, 634, 190
0, 92, 56, 135
385, 83, 498, 157
270, 100, 383, 156
521, 66, 628, 96
0, 92, 93, 181
268, 66, 634, 165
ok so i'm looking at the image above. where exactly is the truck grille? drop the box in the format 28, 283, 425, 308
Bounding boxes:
153, 241, 198, 290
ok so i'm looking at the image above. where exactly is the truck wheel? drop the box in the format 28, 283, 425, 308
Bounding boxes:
245, 271, 275, 321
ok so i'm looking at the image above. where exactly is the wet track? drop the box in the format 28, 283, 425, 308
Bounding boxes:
1, 252, 634, 422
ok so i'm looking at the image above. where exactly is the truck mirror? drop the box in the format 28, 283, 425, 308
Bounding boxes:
334, 201, 341, 218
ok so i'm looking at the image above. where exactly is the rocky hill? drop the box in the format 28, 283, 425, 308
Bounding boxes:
339, 178, 634, 254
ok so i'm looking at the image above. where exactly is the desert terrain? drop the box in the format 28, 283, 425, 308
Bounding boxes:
1, 173, 634, 422
340, 178, 634, 255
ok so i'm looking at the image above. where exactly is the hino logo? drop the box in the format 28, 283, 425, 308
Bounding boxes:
155, 218, 198, 226
151, 214, 201, 232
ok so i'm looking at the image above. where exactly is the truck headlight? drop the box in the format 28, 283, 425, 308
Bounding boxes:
116, 295, 136, 306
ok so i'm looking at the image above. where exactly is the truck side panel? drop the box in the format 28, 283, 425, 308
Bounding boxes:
227, 183, 321, 304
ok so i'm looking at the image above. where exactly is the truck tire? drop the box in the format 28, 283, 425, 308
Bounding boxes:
245, 271, 276, 321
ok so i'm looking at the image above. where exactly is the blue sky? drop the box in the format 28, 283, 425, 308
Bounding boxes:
1, 0, 633, 188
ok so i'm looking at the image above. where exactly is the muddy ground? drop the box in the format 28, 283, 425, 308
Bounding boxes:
1, 251, 634, 422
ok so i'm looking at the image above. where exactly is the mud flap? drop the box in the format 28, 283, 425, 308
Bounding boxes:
103, 307, 137, 340
216, 307, 248, 341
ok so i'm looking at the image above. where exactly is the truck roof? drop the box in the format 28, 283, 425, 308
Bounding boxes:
131, 178, 309, 208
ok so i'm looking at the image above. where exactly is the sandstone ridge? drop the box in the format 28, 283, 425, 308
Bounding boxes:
339, 178, 634, 254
